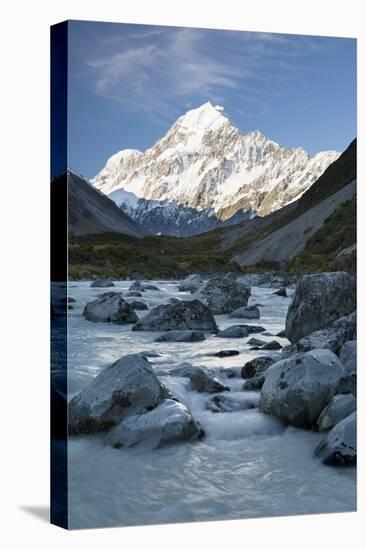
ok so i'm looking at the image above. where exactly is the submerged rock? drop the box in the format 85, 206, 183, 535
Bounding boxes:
229, 306, 260, 319
317, 394, 356, 431
83, 292, 138, 324
125, 290, 143, 297
143, 284, 160, 291
68, 354, 169, 435
178, 274, 204, 292
247, 337, 266, 347
90, 278, 115, 288
206, 393, 259, 413
129, 300, 148, 311
129, 280, 144, 292
241, 356, 275, 379
215, 325, 249, 338
273, 287, 287, 297
260, 349, 344, 428
261, 340, 282, 350
285, 272, 356, 343
213, 350, 240, 357
314, 412, 356, 466
132, 299, 217, 332
169, 363, 229, 393
194, 276, 251, 314
155, 330, 205, 342
105, 399, 203, 449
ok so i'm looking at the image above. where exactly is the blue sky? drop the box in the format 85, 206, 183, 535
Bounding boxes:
67, 20, 356, 179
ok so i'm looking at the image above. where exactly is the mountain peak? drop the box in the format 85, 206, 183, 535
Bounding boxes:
177, 102, 230, 134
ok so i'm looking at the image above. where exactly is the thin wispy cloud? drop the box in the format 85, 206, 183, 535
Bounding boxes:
81, 26, 331, 123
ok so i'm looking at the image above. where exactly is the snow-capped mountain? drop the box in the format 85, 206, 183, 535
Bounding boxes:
91, 102, 340, 235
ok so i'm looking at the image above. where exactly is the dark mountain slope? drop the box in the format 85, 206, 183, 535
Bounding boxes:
52, 171, 147, 238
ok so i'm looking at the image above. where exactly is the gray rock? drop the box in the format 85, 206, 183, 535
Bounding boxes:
337, 372, 357, 397
314, 412, 356, 466
105, 399, 203, 449
125, 291, 143, 297
247, 337, 266, 346
285, 272, 356, 343
215, 325, 249, 338
260, 349, 344, 428
241, 356, 275, 379
285, 312, 357, 355
338, 340, 357, 373
129, 280, 144, 292
169, 363, 229, 393
243, 376, 266, 391
90, 278, 115, 288
273, 287, 287, 297
178, 274, 204, 292
241, 324, 266, 334
317, 394, 356, 431
229, 306, 260, 319
206, 393, 259, 413
213, 350, 240, 358
132, 299, 217, 332
155, 330, 205, 342
261, 340, 282, 350
129, 300, 148, 311
83, 292, 138, 324
143, 284, 160, 291
68, 354, 169, 435
194, 276, 251, 314
276, 329, 287, 337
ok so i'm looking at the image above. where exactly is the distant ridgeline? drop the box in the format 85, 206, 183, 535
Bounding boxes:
68, 139, 356, 279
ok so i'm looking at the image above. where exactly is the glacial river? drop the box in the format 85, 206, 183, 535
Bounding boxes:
65, 281, 356, 529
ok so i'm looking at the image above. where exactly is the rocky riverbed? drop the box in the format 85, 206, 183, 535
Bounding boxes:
61, 275, 356, 529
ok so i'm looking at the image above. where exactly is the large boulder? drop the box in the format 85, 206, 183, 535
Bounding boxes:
285, 272, 356, 343
90, 278, 115, 288
338, 340, 357, 373
68, 354, 169, 435
105, 399, 203, 449
194, 277, 251, 314
83, 292, 138, 324
169, 363, 229, 393
317, 394, 356, 431
285, 312, 356, 355
314, 412, 356, 466
155, 330, 205, 343
241, 356, 275, 379
132, 299, 217, 332
259, 349, 344, 428
178, 274, 204, 292
229, 306, 260, 319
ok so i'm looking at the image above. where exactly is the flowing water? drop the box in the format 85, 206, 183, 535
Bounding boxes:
65, 281, 356, 529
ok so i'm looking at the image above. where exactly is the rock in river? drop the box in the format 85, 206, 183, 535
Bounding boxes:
229, 306, 260, 319
169, 363, 229, 393
155, 330, 205, 342
241, 356, 275, 379
194, 276, 251, 314
260, 349, 344, 428
83, 292, 138, 324
105, 399, 203, 449
129, 300, 148, 311
68, 354, 169, 435
317, 394, 356, 431
215, 325, 249, 338
132, 299, 218, 332
90, 278, 115, 288
178, 274, 204, 292
314, 412, 356, 466
285, 272, 356, 343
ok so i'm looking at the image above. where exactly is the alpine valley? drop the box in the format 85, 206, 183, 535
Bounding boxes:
91, 103, 340, 237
